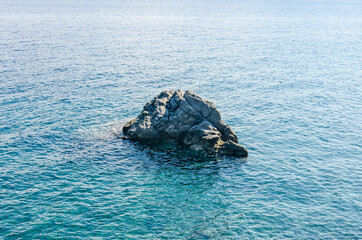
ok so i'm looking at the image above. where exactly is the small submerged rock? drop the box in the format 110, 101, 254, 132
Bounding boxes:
122, 90, 248, 157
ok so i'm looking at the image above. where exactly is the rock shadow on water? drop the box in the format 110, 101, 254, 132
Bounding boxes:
124, 137, 247, 171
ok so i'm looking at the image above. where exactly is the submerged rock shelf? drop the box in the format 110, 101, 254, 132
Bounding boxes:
123, 90, 248, 157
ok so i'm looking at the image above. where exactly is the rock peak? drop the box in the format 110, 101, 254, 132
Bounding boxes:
123, 90, 248, 157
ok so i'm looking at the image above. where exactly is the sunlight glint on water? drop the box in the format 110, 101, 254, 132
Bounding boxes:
0, 0, 361, 238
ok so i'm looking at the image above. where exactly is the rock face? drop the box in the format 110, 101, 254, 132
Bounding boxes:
122, 90, 248, 157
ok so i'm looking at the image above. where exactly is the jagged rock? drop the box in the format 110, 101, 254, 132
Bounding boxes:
122, 90, 248, 157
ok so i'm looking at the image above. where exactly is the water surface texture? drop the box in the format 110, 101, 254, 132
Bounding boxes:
1, 0, 361, 238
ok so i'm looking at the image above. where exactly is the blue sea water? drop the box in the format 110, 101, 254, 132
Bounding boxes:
1, 0, 361, 238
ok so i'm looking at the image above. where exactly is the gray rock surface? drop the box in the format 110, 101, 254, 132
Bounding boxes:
123, 90, 248, 157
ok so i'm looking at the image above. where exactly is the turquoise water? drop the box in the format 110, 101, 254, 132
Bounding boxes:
1, 0, 361, 238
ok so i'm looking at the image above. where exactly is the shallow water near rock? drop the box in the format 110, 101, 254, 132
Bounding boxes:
1, 0, 361, 238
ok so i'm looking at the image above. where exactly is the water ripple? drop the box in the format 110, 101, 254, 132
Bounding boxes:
1, 0, 362, 238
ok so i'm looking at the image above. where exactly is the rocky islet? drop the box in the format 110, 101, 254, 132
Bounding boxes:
122, 90, 248, 157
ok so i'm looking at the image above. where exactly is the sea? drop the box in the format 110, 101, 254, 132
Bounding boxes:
0, 0, 361, 239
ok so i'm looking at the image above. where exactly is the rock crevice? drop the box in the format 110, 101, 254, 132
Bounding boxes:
122, 90, 248, 157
